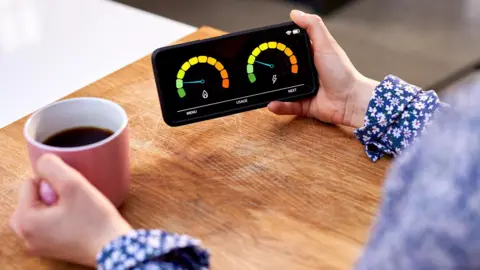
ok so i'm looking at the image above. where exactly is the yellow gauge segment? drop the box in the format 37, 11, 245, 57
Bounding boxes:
177, 70, 185, 80
277, 43, 286, 51
198, 56, 208, 63
207, 57, 217, 65
189, 57, 199, 65
181, 62, 191, 71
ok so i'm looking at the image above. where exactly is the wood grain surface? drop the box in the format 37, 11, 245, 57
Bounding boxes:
0, 27, 391, 270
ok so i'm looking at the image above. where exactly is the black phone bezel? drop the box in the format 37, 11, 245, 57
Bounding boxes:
151, 21, 319, 127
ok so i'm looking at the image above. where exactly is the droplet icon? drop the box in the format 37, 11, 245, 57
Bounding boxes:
202, 90, 208, 99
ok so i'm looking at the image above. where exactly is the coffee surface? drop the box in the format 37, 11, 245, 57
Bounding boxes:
43, 126, 114, 147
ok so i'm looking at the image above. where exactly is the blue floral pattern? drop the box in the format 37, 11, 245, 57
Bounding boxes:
354, 75, 447, 162
354, 74, 480, 269
97, 229, 209, 270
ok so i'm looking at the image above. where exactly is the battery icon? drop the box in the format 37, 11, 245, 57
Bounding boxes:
293, 29, 300, 34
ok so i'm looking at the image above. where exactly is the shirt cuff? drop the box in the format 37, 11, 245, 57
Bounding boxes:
353, 75, 444, 162
96, 229, 209, 270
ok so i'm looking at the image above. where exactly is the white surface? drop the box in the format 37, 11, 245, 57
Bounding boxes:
0, 0, 196, 128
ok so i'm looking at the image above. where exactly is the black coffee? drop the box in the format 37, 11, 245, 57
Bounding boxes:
43, 126, 114, 147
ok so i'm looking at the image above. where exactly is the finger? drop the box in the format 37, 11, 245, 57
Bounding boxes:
17, 208, 57, 240
11, 178, 42, 237
17, 178, 41, 211
36, 154, 81, 192
290, 10, 335, 52
267, 101, 309, 116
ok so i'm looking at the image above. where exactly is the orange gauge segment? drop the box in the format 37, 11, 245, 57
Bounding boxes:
291, 65, 298, 74
222, 79, 229, 88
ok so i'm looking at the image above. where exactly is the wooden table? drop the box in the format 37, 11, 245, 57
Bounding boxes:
0, 27, 390, 269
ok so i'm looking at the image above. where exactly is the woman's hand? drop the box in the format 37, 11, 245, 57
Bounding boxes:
267, 10, 379, 128
9, 154, 132, 267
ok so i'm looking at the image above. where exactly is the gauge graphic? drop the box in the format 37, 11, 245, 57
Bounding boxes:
176, 56, 229, 98
246, 42, 298, 84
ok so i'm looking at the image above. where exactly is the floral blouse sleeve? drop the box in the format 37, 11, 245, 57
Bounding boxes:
353, 74, 480, 269
96, 229, 209, 270
354, 75, 448, 162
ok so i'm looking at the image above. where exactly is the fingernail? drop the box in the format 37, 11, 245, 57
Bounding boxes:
39, 181, 57, 206
292, 10, 306, 17
9, 215, 19, 235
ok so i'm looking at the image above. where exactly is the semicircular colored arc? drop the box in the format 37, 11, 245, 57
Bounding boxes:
176, 56, 229, 98
247, 42, 298, 83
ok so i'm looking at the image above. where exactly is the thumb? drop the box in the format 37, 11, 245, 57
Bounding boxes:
267, 100, 312, 117
290, 10, 336, 53
17, 177, 41, 210
36, 154, 83, 194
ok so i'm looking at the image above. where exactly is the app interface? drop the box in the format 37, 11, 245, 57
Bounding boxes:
153, 23, 317, 125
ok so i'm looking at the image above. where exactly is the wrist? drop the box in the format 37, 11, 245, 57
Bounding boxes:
88, 216, 132, 267
344, 74, 379, 128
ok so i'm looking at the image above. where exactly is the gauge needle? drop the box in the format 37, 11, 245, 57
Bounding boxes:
183, 79, 205, 85
255, 61, 274, 69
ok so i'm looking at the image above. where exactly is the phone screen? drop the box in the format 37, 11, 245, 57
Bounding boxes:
152, 22, 319, 126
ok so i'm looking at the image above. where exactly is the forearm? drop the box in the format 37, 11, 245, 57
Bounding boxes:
353, 75, 448, 162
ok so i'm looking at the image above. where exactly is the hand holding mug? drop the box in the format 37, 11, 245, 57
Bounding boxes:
268, 10, 379, 128
24, 97, 131, 207
9, 154, 132, 267
10, 97, 133, 266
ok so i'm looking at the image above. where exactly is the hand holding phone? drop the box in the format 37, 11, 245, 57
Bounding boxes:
152, 21, 319, 126
266, 10, 379, 129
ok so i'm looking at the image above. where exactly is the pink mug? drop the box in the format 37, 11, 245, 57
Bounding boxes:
23, 97, 130, 207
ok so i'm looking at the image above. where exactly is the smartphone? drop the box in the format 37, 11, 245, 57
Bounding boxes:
151, 21, 319, 127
